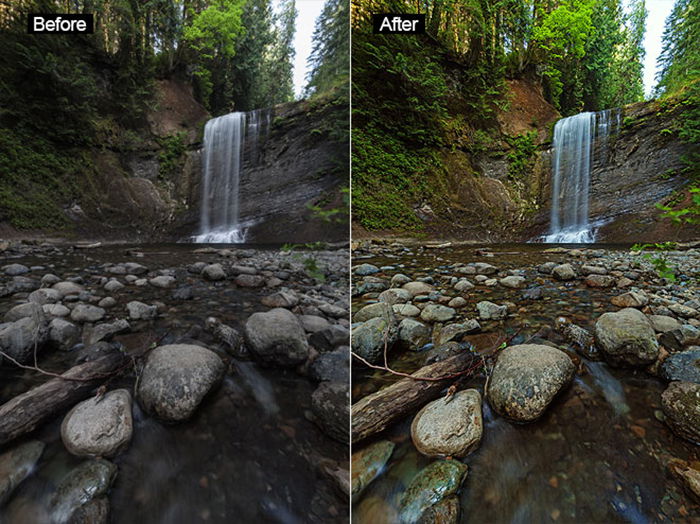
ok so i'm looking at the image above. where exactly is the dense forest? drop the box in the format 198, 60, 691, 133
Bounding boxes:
0, 0, 348, 232
352, 0, 699, 234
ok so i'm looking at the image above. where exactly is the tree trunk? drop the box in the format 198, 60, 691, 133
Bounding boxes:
0, 353, 126, 447
351, 352, 476, 444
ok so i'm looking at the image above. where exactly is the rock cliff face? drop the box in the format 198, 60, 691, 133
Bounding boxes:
58, 81, 347, 243
529, 100, 696, 242
174, 98, 348, 243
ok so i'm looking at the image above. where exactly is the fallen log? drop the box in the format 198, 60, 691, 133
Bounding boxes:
0, 353, 126, 447
352, 352, 476, 444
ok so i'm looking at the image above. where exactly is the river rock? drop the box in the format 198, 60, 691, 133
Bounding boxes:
378, 288, 412, 305
309, 348, 349, 383
354, 302, 394, 323
585, 274, 616, 288
660, 325, 700, 352
399, 318, 430, 349
582, 265, 607, 275
391, 274, 411, 287
420, 304, 455, 323
0, 315, 48, 363
4, 301, 45, 322
260, 291, 298, 308
418, 496, 460, 524
126, 301, 157, 320
202, 263, 226, 281
351, 440, 395, 501
137, 344, 225, 422
3, 263, 29, 276
649, 315, 682, 333
402, 282, 435, 297
476, 301, 507, 320
393, 304, 420, 317
244, 308, 309, 366
500, 276, 526, 289
103, 280, 124, 293
660, 349, 700, 383
487, 344, 575, 422
68, 497, 109, 524
0, 440, 45, 505
552, 264, 576, 281
61, 389, 133, 457
50, 459, 116, 523
662, 381, 700, 444
52, 282, 85, 297
473, 262, 498, 275
434, 321, 480, 346
43, 303, 71, 317
398, 460, 468, 524
669, 303, 699, 319
98, 297, 116, 309
148, 275, 175, 288
300, 315, 331, 333
594, 308, 659, 366
611, 291, 648, 308
354, 263, 380, 276
311, 382, 349, 443
28, 288, 62, 305
309, 325, 349, 352
235, 274, 265, 288
454, 279, 474, 292
70, 305, 105, 323
411, 389, 482, 458
351, 316, 398, 364
49, 318, 81, 350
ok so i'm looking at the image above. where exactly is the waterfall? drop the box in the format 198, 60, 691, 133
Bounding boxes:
193, 109, 270, 243
543, 108, 620, 243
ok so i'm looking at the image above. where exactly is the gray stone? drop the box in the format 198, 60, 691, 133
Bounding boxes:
0, 440, 45, 505
61, 389, 133, 457
103, 280, 124, 293
98, 297, 116, 309
649, 315, 681, 333
662, 381, 700, 444
351, 316, 398, 364
402, 282, 435, 297
660, 325, 700, 352
594, 308, 659, 366
434, 320, 480, 346
260, 291, 298, 308
420, 304, 456, 323
85, 319, 130, 345
399, 318, 430, 349
552, 264, 576, 281
235, 274, 265, 288
476, 301, 507, 321
49, 318, 81, 350
611, 291, 649, 308
585, 274, 616, 288
3, 264, 29, 276
28, 288, 62, 305
311, 381, 349, 443
354, 263, 380, 276
378, 288, 412, 305
309, 348, 349, 383
411, 389, 482, 458
354, 302, 395, 324
52, 282, 85, 297
473, 262, 498, 275
43, 303, 70, 317
487, 344, 575, 422
244, 308, 309, 366
309, 325, 349, 352
124, 262, 148, 275
300, 315, 331, 333
202, 263, 226, 281
399, 461, 468, 523
70, 305, 106, 323
454, 279, 474, 292
50, 459, 117, 523
4, 301, 45, 323
0, 316, 48, 363
660, 349, 700, 383
351, 440, 395, 501
499, 276, 526, 289
149, 275, 176, 288
393, 304, 420, 317
137, 344, 224, 422
126, 301, 157, 320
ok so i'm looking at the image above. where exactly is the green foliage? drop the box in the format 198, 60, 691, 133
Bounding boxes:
506, 131, 538, 179
305, 0, 349, 97
158, 132, 187, 179
306, 187, 349, 223
631, 242, 678, 282
656, 187, 700, 224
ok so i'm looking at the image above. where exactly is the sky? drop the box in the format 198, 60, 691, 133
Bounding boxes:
289, 0, 326, 98
643, 0, 675, 97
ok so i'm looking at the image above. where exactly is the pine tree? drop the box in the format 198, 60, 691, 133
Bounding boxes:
305, 0, 349, 96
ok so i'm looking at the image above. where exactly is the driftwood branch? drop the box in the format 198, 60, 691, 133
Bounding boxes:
0, 353, 127, 447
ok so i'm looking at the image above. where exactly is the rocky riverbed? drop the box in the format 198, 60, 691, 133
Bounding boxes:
351, 240, 700, 523
0, 240, 349, 523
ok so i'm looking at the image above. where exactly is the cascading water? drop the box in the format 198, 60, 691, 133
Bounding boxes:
193, 109, 270, 243
543, 108, 620, 243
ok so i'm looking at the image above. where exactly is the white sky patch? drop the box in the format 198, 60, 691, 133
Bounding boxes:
642, 0, 675, 97
273, 0, 326, 98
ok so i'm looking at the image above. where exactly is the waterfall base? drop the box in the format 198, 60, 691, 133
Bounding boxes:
192, 227, 248, 244
542, 227, 596, 244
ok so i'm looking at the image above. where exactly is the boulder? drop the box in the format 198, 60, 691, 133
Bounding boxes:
85, 319, 130, 345
662, 381, 700, 444
499, 276, 526, 289
420, 304, 456, 323
137, 344, 224, 422
611, 291, 648, 308
594, 308, 659, 366
202, 263, 226, 281
552, 264, 576, 281
148, 275, 176, 288
399, 461, 468, 523
351, 440, 395, 501
0, 440, 45, 505
126, 301, 157, 320
61, 389, 133, 457
70, 305, 106, 323
52, 282, 85, 297
4, 301, 45, 323
434, 320, 480, 346
351, 316, 398, 364
476, 301, 507, 321
660, 349, 700, 384
50, 459, 116, 523
0, 315, 48, 363
402, 282, 435, 297
398, 318, 430, 349
311, 382, 349, 443
487, 344, 575, 422
49, 318, 81, 350
411, 389, 482, 458
244, 308, 309, 366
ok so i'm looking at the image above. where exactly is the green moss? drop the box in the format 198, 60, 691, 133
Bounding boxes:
506, 131, 538, 180
157, 132, 187, 179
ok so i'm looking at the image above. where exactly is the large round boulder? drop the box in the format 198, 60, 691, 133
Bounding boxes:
136, 344, 224, 422
411, 389, 482, 458
244, 308, 309, 366
61, 389, 133, 457
487, 344, 575, 422
399, 460, 468, 523
594, 308, 659, 366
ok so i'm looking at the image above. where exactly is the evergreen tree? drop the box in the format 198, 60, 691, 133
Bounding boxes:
305, 0, 349, 96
